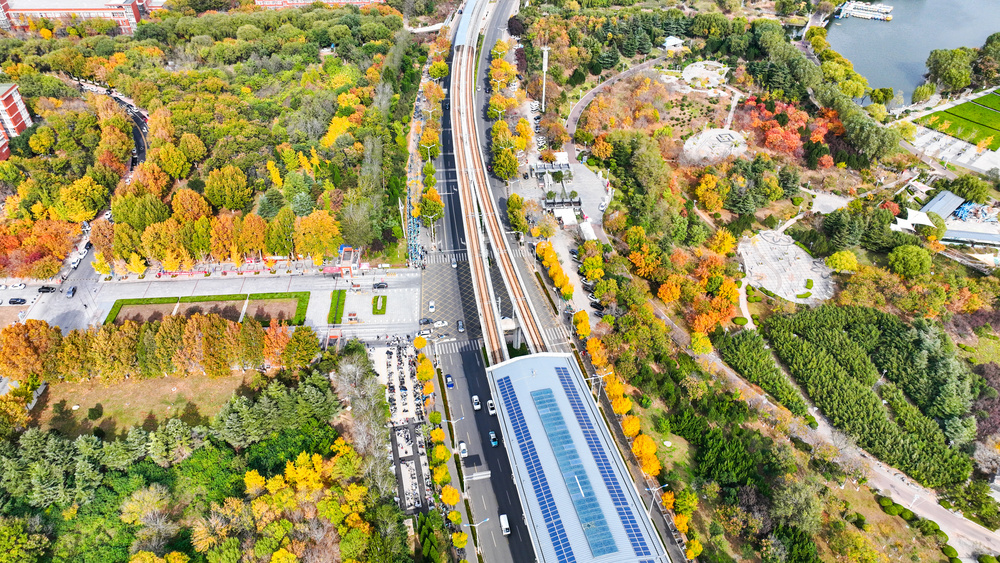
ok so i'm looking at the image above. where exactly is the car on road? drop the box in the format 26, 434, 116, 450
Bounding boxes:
428, 300, 435, 313
85, 241, 93, 250
500, 514, 510, 536
472, 395, 481, 410
373, 282, 388, 289
418, 328, 432, 337
8, 298, 25, 305
489, 431, 498, 447
457, 320, 465, 333
599, 200, 609, 212
451, 259, 457, 268
446, 374, 455, 389
434, 320, 448, 328
71, 259, 81, 270
487, 399, 496, 415
11, 283, 25, 290
66, 286, 77, 298
459, 441, 468, 458
419, 318, 434, 325
0, 285, 5, 290
38, 286, 56, 293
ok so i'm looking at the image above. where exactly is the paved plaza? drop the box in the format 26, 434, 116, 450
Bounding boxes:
682, 61, 729, 89
683, 127, 748, 163
738, 231, 835, 304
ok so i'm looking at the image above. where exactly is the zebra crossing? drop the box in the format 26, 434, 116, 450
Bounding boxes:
544, 325, 571, 343
425, 247, 533, 264
434, 338, 483, 355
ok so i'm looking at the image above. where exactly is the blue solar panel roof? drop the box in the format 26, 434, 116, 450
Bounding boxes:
487, 354, 670, 563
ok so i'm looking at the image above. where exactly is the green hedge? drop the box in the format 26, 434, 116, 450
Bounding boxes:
978, 554, 998, 563
179, 294, 247, 303
372, 295, 387, 315
942, 546, 958, 558
794, 241, 815, 257
796, 292, 812, 299
733, 317, 748, 326
805, 279, 813, 289
329, 290, 346, 324
791, 196, 804, 206
104, 297, 179, 324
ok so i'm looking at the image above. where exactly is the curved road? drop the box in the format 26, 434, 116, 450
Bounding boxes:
564, 55, 667, 162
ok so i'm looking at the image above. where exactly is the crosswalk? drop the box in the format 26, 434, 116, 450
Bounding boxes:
425, 247, 533, 264
544, 325, 570, 343
434, 338, 483, 355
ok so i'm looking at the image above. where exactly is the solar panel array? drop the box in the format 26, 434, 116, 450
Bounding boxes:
496, 376, 577, 563
531, 388, 618, 558
556, 367, 655, 560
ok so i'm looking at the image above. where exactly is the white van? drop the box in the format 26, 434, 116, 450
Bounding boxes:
499, 514, 510, 536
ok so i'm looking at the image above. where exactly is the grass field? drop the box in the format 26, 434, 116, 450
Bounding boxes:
372, 295, 387, 315
919, 94, 1000, 150
32, 372, 249, 439
328, 289, 346, 324
973, 92, 1000, 112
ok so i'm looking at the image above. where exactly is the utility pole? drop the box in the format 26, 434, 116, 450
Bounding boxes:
541, 46, 550, 113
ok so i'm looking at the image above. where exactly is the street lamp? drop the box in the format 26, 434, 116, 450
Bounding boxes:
646, 483, 671, 518
424, 106, 438, 122
463, 517, 490, 554
420, 143, 436, 162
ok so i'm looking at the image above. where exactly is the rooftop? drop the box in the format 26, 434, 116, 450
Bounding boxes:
920, 190, 966, 219
487, 353, 668, 563
941, 229, 1000, 246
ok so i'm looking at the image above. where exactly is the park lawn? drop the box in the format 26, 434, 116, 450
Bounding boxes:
372, 295, 387, 315
948, 100, 1000, 127
32, 372, 250, 439
961, 334, 1000, 365
973, 92, 1000, 112
920, 110, 1000, 150
329, 289, 346, 324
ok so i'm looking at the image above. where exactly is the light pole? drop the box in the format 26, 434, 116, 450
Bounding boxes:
463, 518, 490, 554
424, 106, 438, 122
646, 483, 671, 518
420, 143, 436, 162
444, 415, 464, 448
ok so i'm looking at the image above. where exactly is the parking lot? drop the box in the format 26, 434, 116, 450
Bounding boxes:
369, 341, 434, 514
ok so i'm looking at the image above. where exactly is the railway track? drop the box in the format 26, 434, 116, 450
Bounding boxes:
451, 44, 548, 363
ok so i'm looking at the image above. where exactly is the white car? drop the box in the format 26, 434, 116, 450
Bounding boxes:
472, 395, 481, 410
434, 320, 448, 328
487, 399, 496, 416
0, 285, 6, 290
428, 300, 435, 313
11, 283, 25, 290
599, 201, 609, 212
451, 259, 457, 268
459, 441, 468, 458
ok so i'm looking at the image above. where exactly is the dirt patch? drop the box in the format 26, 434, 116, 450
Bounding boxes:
246, 298, 297, 325
0, 307, 27, 327
179, 301, 244, 322
32, 372, 251, 439
117, 303, 179, 324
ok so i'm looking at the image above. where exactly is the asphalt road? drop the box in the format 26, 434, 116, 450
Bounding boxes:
425, 45, 534, 562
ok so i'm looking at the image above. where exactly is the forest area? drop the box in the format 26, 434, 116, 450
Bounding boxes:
0, 3, 425, 278
0, 342, 411, 563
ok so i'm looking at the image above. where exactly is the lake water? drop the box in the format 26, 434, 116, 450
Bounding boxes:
825, 0, 1000, 102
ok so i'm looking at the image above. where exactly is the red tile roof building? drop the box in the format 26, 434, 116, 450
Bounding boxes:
255, 0, 381, 8
0, 84, 30, 161
0, 0, 144, 36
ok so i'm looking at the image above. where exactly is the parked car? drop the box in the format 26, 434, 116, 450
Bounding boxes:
38, 286, 56, 293
489, 431, 498, 447
8, 298, 26, 305
373, 282, 388, 289
446, 374, 455, 389
428, 300, 436, 313
11, 283, 25, 290
0, 285, 6, 290
459, 441, 468, 458
487, 399, 496, 416
419, 317, 434, 325
588, 293, 600, 303
599, 200, 609, 212
434, 320, 448, 328
472, 395, 481, 410
71, 259, 81, 270
451, 259, 458, 269
457, 320, 465, 333
66, 286, 77, 298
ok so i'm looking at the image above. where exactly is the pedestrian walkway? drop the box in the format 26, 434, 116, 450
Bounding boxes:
543, 324, 570, 343
433, 338, 483, 355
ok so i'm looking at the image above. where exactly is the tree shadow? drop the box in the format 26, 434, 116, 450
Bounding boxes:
179, 401, 207, 427
141, 411, 160, 432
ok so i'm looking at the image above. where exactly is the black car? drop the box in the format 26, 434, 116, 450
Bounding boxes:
38, 286, 56, 293
443, 100, 449, 110
85, 241, 93, 250
419, 318, 434, 325
8, 298, 25, 305
373, 282, 388, 289
590, 301, 605, 312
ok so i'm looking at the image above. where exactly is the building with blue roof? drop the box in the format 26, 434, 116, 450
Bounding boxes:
486, 353, 670, 563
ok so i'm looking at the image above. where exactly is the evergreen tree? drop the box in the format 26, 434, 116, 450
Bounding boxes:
257, 188, 286, 219
636, 31, 653, 55
598, 47, 620, 70
619, 34, 637, 58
